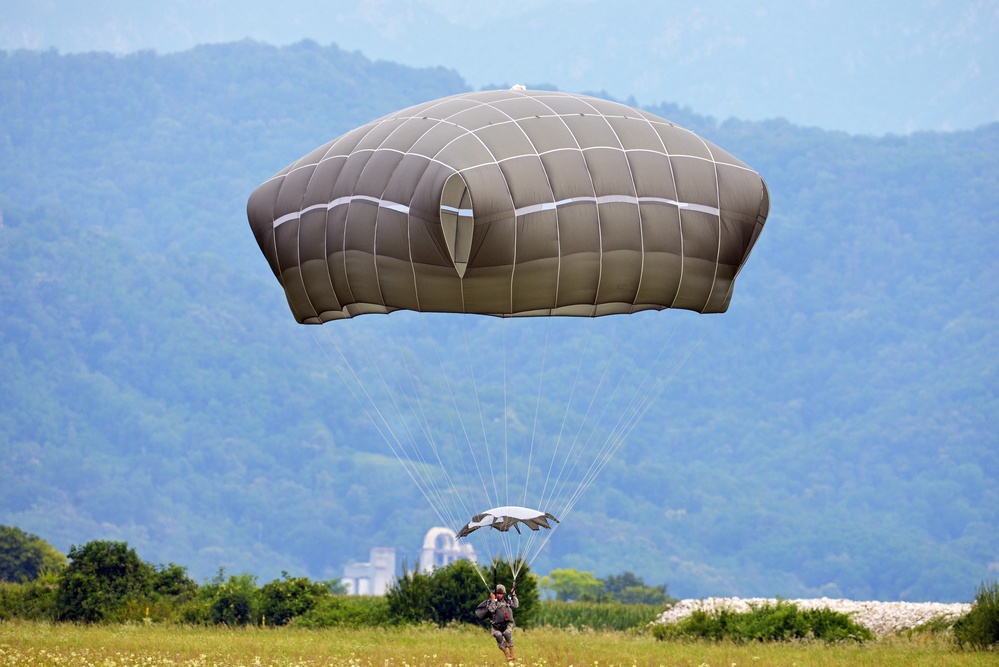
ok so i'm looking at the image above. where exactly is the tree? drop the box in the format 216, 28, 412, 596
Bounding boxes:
55, 540, 154, 622
385, 562, 434, 624
0, 525, 66, 583
205, 570, 259, 626
602, 571, 673, 605
426, 559, 484, 625
151, 562, 197, 599
387, 558, 539, 627
539, 568, 603, 602
258, 572, 332, 625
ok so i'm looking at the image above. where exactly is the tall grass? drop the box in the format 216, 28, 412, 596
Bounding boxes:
954, 580, 999, 649
532, 600, 661, 631
1, 620, 994, 667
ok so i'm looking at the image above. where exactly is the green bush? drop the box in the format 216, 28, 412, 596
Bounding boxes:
534, 600, 663, 630
651, 600, 873, 643
258, 573, 333, 625
426, 559, 484, 625
295, 594, 393, 628
0, 573, 60, 621
386, 565, 434, 624
386, 558, 539, 627
207, 572, 259, 626
954, 580, 999, 650
55, 540, 154, 623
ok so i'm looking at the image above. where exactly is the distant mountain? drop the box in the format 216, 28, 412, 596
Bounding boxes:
3, 1, 997, 134
1, 41, 996, 601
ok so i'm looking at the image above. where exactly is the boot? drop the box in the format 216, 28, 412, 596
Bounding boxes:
503, 646, 514, 662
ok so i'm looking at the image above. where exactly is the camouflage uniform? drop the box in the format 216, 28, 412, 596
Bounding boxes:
485, 585, 519, 654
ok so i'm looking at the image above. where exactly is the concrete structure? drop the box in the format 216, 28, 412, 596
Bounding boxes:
419, 526, 476, 573
343, 547, 395, 595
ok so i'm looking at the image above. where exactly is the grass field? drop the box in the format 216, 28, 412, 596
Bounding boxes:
1, 621, 994, 667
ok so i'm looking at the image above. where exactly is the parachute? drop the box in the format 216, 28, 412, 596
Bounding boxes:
456, 506, 560, 538
247, 88, 769, 580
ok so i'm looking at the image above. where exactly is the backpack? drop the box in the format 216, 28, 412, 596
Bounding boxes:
491, 601, 513, 629
474, 600, 490, 620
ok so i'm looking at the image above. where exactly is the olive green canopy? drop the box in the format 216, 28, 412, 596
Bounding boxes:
247, 89, 769, 323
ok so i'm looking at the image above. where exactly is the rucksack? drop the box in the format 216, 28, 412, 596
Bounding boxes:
491, 602, 513, 628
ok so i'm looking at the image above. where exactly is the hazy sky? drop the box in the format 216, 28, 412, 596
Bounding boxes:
2, 0, 997, 135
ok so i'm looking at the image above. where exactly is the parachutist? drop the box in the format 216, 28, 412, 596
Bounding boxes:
476, 583, 519, 661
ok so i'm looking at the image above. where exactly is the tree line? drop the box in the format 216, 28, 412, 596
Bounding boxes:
0, 526, 672, 627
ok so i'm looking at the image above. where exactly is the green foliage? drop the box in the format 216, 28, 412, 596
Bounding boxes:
534, 600, 663, 630
539, 569, 674, 606
602, 571, 674, 605
55, 540, 154, 623
205, 571, 259, 626
386, 558, 538, 627
0, 525, 66, 582
151, 563, 197, 599
426, 559, 483, 625
295, 595, 393, 628
651, 600, 873, 643
953, 580, 999, 650
258, 572, 334, 625
540, 568, 604, 602
0, 572, 60, 621
385, 566, 434, 624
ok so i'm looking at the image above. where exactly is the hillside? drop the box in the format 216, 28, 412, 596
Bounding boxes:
1, 40, 996, 600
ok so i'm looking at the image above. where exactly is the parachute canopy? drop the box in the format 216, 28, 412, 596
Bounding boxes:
246, 89, 769, 324
456, 506, 560, 538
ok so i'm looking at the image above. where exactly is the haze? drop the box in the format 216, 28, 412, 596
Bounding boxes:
2, 0, 996, 135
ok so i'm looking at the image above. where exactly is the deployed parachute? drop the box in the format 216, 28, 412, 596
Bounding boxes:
457, 506, 560, 538
247, 89, 768, 322
247, 89, 769, 578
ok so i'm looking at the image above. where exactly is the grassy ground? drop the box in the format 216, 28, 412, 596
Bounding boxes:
0, 621, 993, 667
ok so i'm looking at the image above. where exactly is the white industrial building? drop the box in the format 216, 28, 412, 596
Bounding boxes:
343, 527, 476, 595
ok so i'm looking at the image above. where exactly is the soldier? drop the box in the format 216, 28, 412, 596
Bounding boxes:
480, 584, 519, 661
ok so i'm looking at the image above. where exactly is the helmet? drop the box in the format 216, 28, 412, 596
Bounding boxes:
495, 584, 506, 595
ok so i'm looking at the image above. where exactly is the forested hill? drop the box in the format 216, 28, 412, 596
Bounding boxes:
1, 41, 996, 602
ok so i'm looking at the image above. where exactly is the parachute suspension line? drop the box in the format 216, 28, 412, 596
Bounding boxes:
309, 327, 454, 531
417, 312, 494, 528
503, 318, 509, 509
520, 315, 554, 509
537, 316, 628, 522
536, 316, 597, 519
555, 318, 709, 523
460, 313, 502, 509
387, 313, 474, 531
350, 317, 458, 528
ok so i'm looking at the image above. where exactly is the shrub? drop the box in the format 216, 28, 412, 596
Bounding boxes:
386, 565, 434, 624
386, 558, 539, 627
0, 572, 60, 621
55, 540, 154, 623
427, 559, 484, 625
295, 594, 393, 627
258, 572, 332, 625
207, 572, 259, 626
651, 600, 873, 643
954, 580, 999, 650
